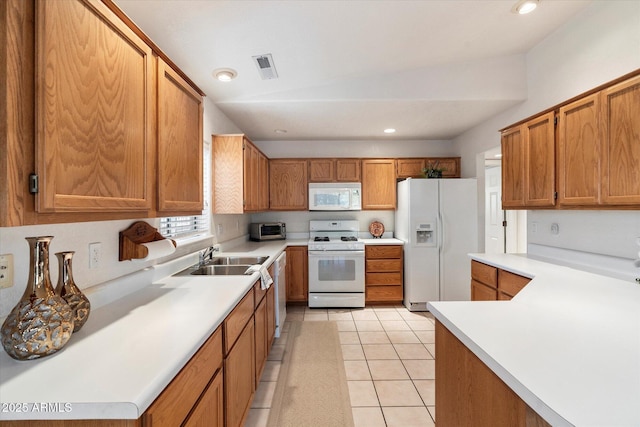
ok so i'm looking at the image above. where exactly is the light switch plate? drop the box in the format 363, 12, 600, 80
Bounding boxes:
0, 254, 14, 289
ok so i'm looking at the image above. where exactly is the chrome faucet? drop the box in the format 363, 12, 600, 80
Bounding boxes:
199, 245, 219, 265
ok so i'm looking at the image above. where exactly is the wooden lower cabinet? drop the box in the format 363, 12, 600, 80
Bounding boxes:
470, 260, 531, 301
224, 317, 255, 427
254, 292, 268, 387
436, 321, 550, 427
286, 246, 308, 303
143, 326, 224, 426
183, 370, 224, 427
365, 245, 403, 304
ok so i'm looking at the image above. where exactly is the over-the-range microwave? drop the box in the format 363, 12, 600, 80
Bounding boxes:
308, 182, 362, 211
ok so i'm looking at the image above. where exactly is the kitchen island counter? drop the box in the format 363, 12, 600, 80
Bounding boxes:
429, 253, 640, 427
0, 239, 294, 421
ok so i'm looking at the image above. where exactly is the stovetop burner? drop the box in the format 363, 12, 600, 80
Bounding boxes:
314, 236, 330, 242
341, 236, 358, 242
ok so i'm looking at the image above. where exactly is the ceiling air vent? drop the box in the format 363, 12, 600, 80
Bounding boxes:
252, 53, 278, 80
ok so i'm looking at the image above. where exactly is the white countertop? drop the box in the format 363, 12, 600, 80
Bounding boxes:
0, 240, 290, 420
359, 238, 404, 245
429, 253, 640, 427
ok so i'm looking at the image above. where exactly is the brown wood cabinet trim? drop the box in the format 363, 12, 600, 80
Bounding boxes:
471, 260, 498, 287
223, 287, 255, 354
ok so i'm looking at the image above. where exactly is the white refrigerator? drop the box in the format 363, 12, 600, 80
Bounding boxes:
395, 178, 478, 311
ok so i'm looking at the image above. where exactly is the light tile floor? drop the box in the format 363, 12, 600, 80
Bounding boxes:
245, 305, 436, 427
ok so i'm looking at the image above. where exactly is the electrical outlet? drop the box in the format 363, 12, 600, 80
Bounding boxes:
89, 242, 101, 269
550, 223, 560, 235
0, 254, 14, 289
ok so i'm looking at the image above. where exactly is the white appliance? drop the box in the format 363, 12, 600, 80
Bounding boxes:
395, 178, 478, 311
307, 220, 365, 308
274, 251, 286, 338
308, 183, 362, 211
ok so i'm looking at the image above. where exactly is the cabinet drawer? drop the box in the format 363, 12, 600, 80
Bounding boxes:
471, 280, 497, 301
471, 261, 498, 287
366, 272, 402, 285
498, 270, 531, 297
366, 259, 402, 272
366, 245, 403, 259
143, 325, 223, 426
224, 288, 255, 354
367, 285, 403, 301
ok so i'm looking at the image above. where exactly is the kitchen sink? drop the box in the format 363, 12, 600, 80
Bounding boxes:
190, 265, 253, 276
174, 264, 253, 276
173, 255, 269, 277
206, 256, 268, 266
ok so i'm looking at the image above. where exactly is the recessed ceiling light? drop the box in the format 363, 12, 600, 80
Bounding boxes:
512, 0, 539, 14
384, 128, 396, 134
213, 68, 237, 82
274, 129, 287, 134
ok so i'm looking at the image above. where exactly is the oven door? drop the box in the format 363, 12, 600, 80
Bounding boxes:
308, 250, 365, 292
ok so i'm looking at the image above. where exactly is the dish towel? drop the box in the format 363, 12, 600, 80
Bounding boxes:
246, 264, 273, 290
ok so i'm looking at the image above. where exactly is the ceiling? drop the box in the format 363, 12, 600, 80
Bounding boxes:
114, 0, 592, 141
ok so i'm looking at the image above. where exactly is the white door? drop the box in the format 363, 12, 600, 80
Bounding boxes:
485, 165, 505, 254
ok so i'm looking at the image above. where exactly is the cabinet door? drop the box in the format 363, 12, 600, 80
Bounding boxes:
396, 159, 425, 178
601, 74, 640, 205
259, 152, 270, 211
434, 157, 461, 178
183, 370, 224, 427
157, 58, 203, 214
336, 159, 361, 181
524, 112, 556, 207
212, 135, 244, 214
557, 94, 601, 206
36, 0, 153, 213
225, 319, 255, 427
362, 159, 397, 210
309, 159, 335, 182
254, 297, 267, 387
471, 279, 497, 301
501, 126, 526, 208
286, 246, 308, 302
244, 141, 260, 212
269, 160, 308, 210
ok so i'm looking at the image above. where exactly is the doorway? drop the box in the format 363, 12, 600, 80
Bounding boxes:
483, 147, 526, 254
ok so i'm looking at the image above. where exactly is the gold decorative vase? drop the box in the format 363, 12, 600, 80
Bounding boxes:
1, 236, 74, 361
55, 251, 90, 332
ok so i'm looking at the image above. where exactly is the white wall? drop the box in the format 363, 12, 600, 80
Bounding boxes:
0, 99, 243, 318
453, 1, 640, 267
454, 1, 640, 177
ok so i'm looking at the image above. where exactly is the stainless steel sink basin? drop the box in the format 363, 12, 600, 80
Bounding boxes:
184, 265, 253, 276
207, 256, 268, 266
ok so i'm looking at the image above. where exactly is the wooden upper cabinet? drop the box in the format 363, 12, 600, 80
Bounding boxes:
362, 159, 396, 210
524, 112, 556, 207
308, 158, 361, 182
336, 159, 361, 181
501, 112, 555, 209
557, 94, 601, 206
269, 159, 308, 210
35, 0, 153, 213
157, 58, 203, 214
308, 159, 335, 182
600, 74, 640, 205
213, 135, 268, 213
396, 159, 425, 178
501, 126, 526, 208
431, 157, 461, 178
396, 158, 461, 179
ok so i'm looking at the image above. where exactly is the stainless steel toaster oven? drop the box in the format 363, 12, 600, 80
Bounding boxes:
250, 222, 286, 241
